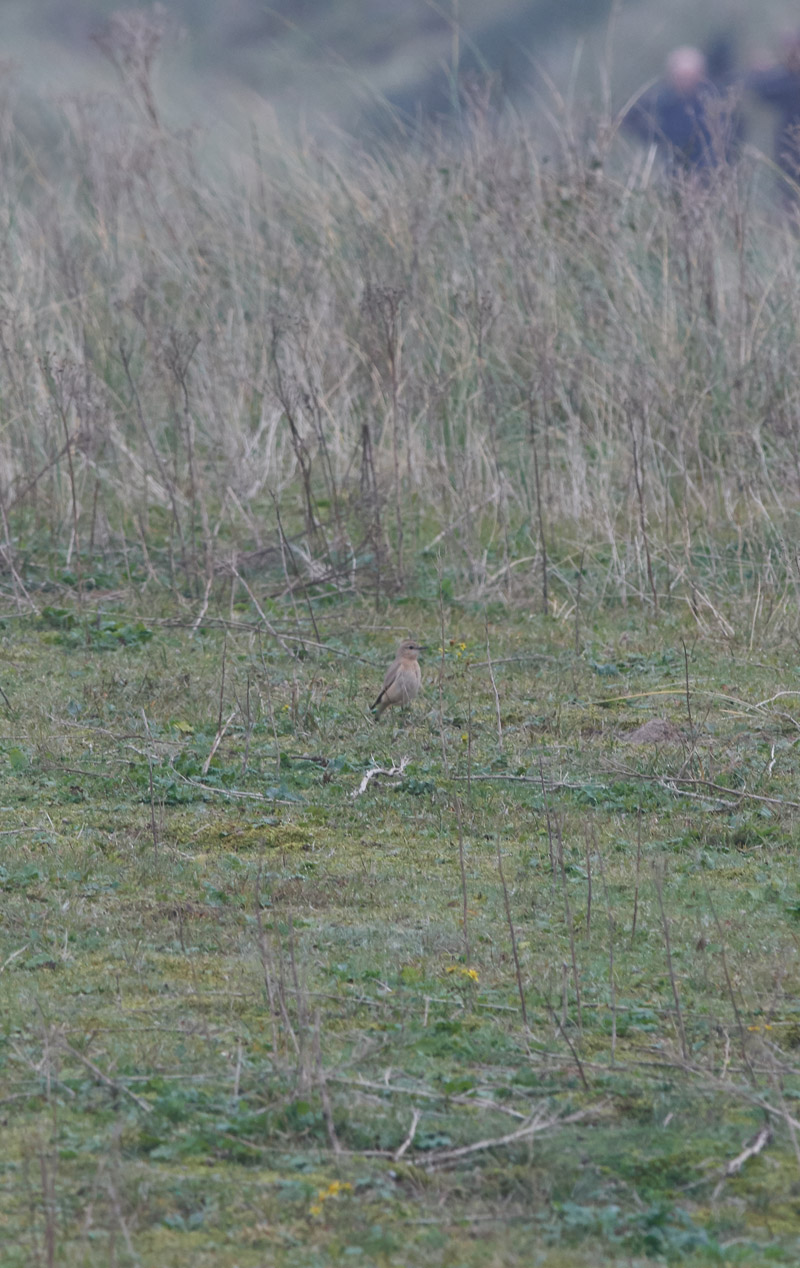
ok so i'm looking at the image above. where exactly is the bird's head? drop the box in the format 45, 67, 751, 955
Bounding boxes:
398, 638, 424, 659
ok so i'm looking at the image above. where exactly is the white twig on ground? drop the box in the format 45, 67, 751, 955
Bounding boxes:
724, 1124, 772, 1176
352, 755, 410, 798
394, 1108, 421, 1160
190, 574, 213, 638
201, 708, 237, 776
712, 1125, 771, 1199
0, 945, 28, 973
485, 628, 503, 753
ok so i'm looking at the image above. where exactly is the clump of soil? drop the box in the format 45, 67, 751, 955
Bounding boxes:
621, 718, 682, 745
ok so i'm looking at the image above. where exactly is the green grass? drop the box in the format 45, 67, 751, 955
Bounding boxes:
3, 589, 800, 1265
5, 32, 800, 1264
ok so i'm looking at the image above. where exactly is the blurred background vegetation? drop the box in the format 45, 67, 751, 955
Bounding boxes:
6, 0, 800, 140
1, 0, 800, 617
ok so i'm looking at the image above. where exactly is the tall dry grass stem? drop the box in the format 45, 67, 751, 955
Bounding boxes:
495, 839, 529, 1033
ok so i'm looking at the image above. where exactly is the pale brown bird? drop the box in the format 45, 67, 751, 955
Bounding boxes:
371, 638, 424, 720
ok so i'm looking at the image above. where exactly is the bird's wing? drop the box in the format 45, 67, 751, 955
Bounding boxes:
371, 659, 399, 709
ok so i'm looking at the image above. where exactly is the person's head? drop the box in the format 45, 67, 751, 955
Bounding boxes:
666, 46, 708, 95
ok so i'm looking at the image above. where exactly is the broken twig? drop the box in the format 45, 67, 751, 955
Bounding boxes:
352, 756, 410, 798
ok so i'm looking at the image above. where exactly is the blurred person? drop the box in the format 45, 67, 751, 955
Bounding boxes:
706, 33, 738, 89
624, 46, 741, 175
705, 33, 746, 156
748, 30, 800, 196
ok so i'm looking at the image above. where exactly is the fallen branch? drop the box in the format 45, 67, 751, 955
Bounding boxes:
754, 690, 800, 710
327, 1074, 527, 1120
229, 565, 296, 655
421, 1106, 593, 1167
712, 1124, 772, 1199
724, 1124, 772, 1176
173, 770, 297, 804
352, 756, 410, 798
449, 774, 584, 790
62, 1042, 152, 1114
201, 708, 237, 776
467, 654, 558, 668
394, 1108, 421, 1160
605, 763, 800, 812
190, 574, 214, 638
0, 945, 28, 973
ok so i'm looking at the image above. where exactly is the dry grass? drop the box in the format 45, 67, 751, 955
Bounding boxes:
0, 22, 794, 639
6, 35, 800, 1258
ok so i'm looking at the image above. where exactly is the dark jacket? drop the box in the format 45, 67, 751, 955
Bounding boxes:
625, 81, 740, 171
749, 67, 800, 177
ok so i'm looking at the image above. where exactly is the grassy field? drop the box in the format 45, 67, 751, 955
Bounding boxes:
4, 596, 800, 1266
5, 23, 800, 1265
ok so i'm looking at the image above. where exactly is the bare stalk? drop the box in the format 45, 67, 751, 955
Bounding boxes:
437, 563, 450, 776
557, 827, 583, 1033
254, 866, 293, 1057
631, 806, 643, 945
682, 639, 696, 775
594, 830, 617, 1066
584, 827, 592, 941
147, 757, 159, 861
702, 876, 756, 1085
628, 410, 658, 611
496, 840, 529, 1032
454, 797, 470, 966
539, 758, 556, 877
574, 547, 585, 654
216, 632, 228, 734
484, 615, 503, 753
467, 677, 473, 796
529, 395, 549, 613
653, 861, 688, 1062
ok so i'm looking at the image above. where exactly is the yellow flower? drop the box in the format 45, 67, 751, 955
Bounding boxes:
446, 965, 478, 981
312, 1180, 353, 1210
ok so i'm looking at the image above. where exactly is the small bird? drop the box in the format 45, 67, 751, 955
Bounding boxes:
371, 638, 424, 720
